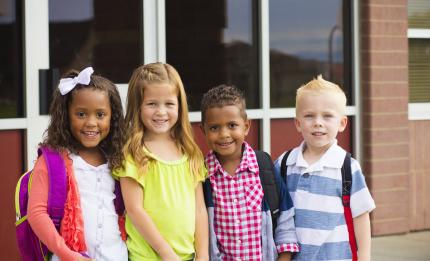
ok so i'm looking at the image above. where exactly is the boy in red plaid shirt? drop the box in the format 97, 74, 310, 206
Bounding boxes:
200, 85, 299, 260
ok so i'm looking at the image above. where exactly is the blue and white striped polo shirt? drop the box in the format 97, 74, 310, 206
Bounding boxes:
274, 141, 376, 261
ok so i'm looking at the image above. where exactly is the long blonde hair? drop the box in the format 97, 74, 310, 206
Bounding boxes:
124, 62, 204, 178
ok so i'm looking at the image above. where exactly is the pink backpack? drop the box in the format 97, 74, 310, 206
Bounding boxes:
15, 147, 124, 260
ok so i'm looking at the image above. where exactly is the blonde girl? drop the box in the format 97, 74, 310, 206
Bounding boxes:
113, 62, 208, 261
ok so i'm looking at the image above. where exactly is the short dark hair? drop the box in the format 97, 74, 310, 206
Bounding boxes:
200, 84, 247, 123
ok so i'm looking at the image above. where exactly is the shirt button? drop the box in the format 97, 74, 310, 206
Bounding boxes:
97, 177, 101, 182
302, 173, 310, 178
233, 198, 238, 203
98, 223, 102, 228
98, 204, 102, 209
236, 219, 240, 224
237, 239, 241, 244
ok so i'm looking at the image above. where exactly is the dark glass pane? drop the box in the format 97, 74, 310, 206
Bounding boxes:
0, 0, 23, 118
409, 39, 430, 102
49, 0, 142, 82
269, 0, 352, 107
409, 0, 430, 28
166, 0, 259, 111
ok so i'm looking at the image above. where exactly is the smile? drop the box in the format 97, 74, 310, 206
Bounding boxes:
82, 131, 100, 137
312, 132, 326, 136
217, 141, 234, 147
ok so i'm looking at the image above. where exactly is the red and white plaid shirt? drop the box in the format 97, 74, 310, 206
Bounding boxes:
206, 142, 264, 260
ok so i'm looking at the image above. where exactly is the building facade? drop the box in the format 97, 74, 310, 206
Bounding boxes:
1, 0, 429, 259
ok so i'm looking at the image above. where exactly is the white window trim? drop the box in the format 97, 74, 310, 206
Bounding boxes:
408, 28, 430, 120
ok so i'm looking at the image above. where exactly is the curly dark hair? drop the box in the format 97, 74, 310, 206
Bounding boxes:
200, 84, 247, 123
40, 69, 126, 170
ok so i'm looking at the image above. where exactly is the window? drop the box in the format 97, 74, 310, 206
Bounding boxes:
408, 0, 430, 119
166, 0, 260, 111
0, 0, 23, 118
49, 0, 143, 82
269, 0, 352, 108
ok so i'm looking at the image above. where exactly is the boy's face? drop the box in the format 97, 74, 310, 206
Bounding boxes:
295, 91, 347, 154
202, 105, 250, 162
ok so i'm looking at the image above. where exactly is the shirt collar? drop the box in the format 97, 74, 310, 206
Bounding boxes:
205, 141, 259, 177
289, 140, 346, 171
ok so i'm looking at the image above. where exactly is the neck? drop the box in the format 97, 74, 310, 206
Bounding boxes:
77, 146, 106, 167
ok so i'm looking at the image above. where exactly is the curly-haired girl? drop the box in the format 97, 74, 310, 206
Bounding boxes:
27, 67, 128, 261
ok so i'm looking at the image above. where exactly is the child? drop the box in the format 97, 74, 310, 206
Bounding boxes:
27, 67, 128, 261
274, 75, 376, 261
113, 62, 208, 261
200, 85, 299, 261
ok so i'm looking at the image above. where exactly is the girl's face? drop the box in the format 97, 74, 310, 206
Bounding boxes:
68, 88, 111, 150
140, 83, 179, 139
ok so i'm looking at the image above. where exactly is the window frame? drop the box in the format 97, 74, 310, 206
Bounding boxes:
408, 28, 430, 120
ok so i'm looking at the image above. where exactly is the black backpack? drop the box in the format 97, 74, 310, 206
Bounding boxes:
203, 150, 281, 230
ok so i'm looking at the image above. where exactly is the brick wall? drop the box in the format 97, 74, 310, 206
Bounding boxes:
360, 0, 410, 235
409, 121, 430, 231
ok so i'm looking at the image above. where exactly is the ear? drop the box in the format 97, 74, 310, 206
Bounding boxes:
339, 116, 348, 132
244, 119, 251, 136
294, 118, 302, 133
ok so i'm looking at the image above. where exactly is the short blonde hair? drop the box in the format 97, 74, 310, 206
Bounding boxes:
296, 75, 347, 114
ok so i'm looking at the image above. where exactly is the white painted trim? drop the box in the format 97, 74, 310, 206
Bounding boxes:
143, 0, 158, 63
260, 0, 271, 153
0, 119, 27, 130
408, 103, 430, 120
25, 0, 50, 167
157, 0, 166, 63
408, 28, 430, 38
352, 0, 362, 163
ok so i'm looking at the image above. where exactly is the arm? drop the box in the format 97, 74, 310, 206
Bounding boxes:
120, 177, 180, 261
27, 157, 87, 261
194, 182, 209, 261
354, 212, 371, 261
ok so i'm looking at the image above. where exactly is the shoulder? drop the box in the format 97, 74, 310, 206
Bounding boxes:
112, 155, 139, 178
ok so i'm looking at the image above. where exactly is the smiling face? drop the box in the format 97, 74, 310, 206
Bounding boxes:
68, 88, 111, 151
295, 91, 347, 155
202, 105, 250, 163
140, 83, 179, 139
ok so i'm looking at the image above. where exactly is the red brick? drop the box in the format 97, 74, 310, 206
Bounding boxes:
363, 128, 409, 144
363, 0, 406, 6
361, 82, 408, 98
371, 219, 409, 236
362, 97, 408, 114
361, 36, 408, 52
362, 51, 408, 67
371, 203, 409, 220
362, 157, 409, 175
362, 5, 407, 21
366, 143, 409, 159
361, 67, 408, 82
361, 20, 407, 37
372, 189, 409, 205
363, 112, 408, 129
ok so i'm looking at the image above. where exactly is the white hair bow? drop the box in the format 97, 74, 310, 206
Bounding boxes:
58, 67, 94, 95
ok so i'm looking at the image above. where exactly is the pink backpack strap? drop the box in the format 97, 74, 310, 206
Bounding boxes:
39, 147, 67, 231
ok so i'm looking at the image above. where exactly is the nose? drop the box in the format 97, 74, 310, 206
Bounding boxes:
156, 105, 167, 115
313, 116, 323, 126
219, 126, 230, 137
85, 114, 97, 127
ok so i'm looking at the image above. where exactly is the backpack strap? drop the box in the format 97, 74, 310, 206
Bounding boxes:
255, 150, 280, 231
341, 152, 357, 261
114, 181, 125, 215
203, 178, 213, 207
39, 147, 67, 232
280, 150, 292, 185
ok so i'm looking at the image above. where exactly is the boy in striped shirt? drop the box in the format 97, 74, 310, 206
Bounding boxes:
201, 85, 299, 260
274, 75, 375, 261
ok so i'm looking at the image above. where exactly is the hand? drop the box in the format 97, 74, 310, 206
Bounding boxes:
77, 256, 94, 261
195, 258, 209, 261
